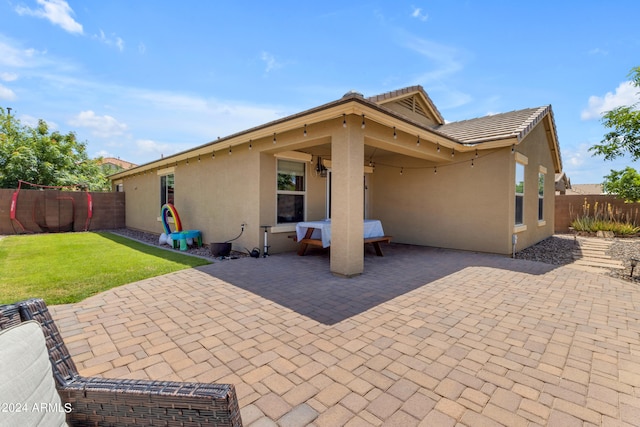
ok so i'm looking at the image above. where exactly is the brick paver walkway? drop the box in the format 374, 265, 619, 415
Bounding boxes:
49, 244, 640, 426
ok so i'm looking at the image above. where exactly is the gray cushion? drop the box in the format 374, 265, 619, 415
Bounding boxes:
0, 321, 68, 427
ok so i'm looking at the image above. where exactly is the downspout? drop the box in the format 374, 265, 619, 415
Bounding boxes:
512, 234, 518, 258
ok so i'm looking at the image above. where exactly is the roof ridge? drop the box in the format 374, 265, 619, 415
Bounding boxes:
366, 85, 424, 102
443, 106, 540, 126
513, 105, 550, 141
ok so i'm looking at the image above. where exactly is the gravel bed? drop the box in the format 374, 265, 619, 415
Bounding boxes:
108, 228, 246, 261
516, 233, 640, 282
515, 234, 577, 266
606, 238, 640, 282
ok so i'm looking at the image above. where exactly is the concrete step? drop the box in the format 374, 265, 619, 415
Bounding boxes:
574, 259, 625, 269
578, 242, 612, 248
566, 264, 611, 274
579, 243, 612, 250
573, 251, 611, 259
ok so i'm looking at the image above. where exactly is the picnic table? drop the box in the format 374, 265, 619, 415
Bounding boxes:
295, 219, 391, 256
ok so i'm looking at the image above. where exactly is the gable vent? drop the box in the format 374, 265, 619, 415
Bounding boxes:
398, 96, 428, 119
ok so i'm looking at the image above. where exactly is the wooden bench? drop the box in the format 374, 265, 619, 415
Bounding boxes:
364, 235, 392, 256
296, 237, 324, 255
293, 234, 392, 256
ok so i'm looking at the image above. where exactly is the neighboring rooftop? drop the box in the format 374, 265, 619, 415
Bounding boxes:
555, 172, 571, 194
100, 157, 137, 170
565, 183, 604, 195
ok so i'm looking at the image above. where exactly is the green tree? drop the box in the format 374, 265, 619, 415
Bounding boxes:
602, 166, 640, 202
589, 66, 640, 160
0, 108, 110, 190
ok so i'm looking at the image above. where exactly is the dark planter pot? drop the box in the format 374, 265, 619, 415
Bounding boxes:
210, 242, 232, 257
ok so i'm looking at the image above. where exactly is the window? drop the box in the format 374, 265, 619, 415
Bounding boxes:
277, 159, 305, 223
538, 172, 545, 221
515, 162, 524, 225
160, 174, 175, 207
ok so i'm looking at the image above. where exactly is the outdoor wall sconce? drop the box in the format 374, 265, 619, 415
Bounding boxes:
315, 156, 327, 178
631, 258, 638, 278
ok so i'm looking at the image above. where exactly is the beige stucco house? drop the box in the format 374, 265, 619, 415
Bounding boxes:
110, 86, 562, 277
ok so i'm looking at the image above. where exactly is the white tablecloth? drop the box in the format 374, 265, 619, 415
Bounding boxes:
296, 219, 384, 248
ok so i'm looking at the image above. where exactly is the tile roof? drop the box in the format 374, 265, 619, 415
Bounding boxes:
436, 106, 551, 144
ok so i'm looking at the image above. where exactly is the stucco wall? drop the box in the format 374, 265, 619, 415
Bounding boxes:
115, 112, 558, 256
119, 132, 330, 254
369, 148, 513, 254
120, 147, 263, 251
367, 119, 556, 255
511, 121, 557, 252
259, 149, 328, 254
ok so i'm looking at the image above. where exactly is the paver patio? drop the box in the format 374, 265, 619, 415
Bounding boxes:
49, 244, 640, 426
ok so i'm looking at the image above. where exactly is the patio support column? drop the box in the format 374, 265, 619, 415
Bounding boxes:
330, 115, 364, 277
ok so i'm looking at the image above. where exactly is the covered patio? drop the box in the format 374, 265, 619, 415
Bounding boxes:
49, 245, 640, 426
112, 86, 562, 278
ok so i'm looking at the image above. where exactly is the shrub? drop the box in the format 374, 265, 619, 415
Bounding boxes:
570, 198, 640, 235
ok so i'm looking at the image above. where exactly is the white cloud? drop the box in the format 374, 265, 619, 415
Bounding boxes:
581, 81, 640, 120
68, 110, 128, 138
15, 0, 83, 34
0, 72, 18, 82
400, 33, 464, 83
93, 149, 117, 159
0, 37, 48, 68
411, 7, 428, 21
564, 143, 591, 168
94, 30, 125, 52
18, 114, 59, 131
261, 51, 282, 73
17, 114, 39, 128
0, 84, 16, 101
588, 47, 608, 56
135, 139, 180, 158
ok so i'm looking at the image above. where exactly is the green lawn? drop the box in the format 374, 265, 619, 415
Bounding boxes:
0, 232, 211, 305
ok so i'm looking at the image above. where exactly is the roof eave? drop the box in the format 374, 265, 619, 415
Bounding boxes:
109, 94, 461, 179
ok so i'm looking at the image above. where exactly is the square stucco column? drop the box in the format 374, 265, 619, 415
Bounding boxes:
330, 118, 364, 277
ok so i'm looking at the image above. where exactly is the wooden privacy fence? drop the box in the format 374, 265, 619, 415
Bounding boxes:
555, 194, 640, 233
0, 189, 124, 235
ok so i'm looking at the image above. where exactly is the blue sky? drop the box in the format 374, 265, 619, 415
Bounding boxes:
1, 1, 639, 184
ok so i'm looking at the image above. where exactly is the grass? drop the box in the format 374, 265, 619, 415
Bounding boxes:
0, 232, 211, 305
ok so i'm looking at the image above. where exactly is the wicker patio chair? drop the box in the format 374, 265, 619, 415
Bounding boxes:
0, 298, 243, 427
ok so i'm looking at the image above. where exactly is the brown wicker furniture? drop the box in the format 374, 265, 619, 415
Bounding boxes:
0, 298, 242, 427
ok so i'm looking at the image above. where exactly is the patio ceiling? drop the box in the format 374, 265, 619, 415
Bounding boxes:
280, 142, 445, 168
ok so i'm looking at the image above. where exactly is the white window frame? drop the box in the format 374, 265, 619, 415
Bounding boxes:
514, 153, 528, 232
159, 173, 175, 207
538, 165, 547, 225
276, 159, 306, 224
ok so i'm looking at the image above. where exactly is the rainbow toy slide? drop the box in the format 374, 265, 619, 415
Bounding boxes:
160, 203, 183, 235
160, 204, 201, 251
